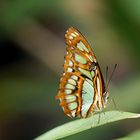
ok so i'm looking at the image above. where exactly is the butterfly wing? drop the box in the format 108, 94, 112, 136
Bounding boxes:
64, 27, 96, 77
56, 27, 106, 118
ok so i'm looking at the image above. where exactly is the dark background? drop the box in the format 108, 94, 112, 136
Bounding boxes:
0, 1, 140, 140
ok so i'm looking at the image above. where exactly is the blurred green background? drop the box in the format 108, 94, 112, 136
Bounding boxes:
0, 0, 140, 140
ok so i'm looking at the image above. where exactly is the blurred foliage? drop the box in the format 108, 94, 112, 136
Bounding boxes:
106, 0, 140, 63
0, 0, 140, 140
118, 130, 140, 140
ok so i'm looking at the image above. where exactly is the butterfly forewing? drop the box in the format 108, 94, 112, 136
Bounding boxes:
65, 27, 96, 68
56, 27, 106, 118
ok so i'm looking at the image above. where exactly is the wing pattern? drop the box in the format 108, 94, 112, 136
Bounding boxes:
56, 27, 107, 118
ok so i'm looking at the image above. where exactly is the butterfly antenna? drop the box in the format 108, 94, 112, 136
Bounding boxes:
111, 97, 117, 110
106, 64, 117, 90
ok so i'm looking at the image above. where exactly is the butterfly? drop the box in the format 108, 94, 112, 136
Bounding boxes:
56, 27, 109, 118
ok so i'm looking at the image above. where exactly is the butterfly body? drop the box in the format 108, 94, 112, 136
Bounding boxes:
56, 27, 108, 118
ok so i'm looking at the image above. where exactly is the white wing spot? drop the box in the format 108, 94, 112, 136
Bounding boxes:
78, 68, 92, 79
71, 33, 76, 37
67, 67, 73, 72
68, 79, 76, 85
65, 89, 72, 94
71, 75, 78, 80
71, 110, 76, 117
69, 60, 73, 66
60, 77, 63, 81
76, 43, 84, 51
69, 35, 73, 40
65, 83, 75, 90
74, 31, 79, 36
77, 41, 89, 53
91, 70, 95, 77
65, 95, 76, 102
88, 55, 93, 61
68, 102, 77, 110
59, 98, 62, 102
75, 53, 87, 64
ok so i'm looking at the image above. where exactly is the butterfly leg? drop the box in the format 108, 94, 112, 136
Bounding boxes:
97, 112, 101, 124
112, 97, 117, 110
102, 110, 108, 123
107, 97, 117, 110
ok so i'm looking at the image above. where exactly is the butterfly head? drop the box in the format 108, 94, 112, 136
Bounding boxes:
102, 91, 109, 108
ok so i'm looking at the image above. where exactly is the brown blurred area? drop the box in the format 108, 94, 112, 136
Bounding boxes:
0, 0, 140, 140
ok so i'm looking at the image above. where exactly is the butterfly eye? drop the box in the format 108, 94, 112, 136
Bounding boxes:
90, 62, 97, 71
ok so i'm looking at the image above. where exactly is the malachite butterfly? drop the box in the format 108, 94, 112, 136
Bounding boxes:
56, 27, 109, 118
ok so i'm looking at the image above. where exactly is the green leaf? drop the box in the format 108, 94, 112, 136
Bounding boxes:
34, 111, 140, 140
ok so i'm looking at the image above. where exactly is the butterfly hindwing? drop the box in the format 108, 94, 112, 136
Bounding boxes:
57, 72, 82, 117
